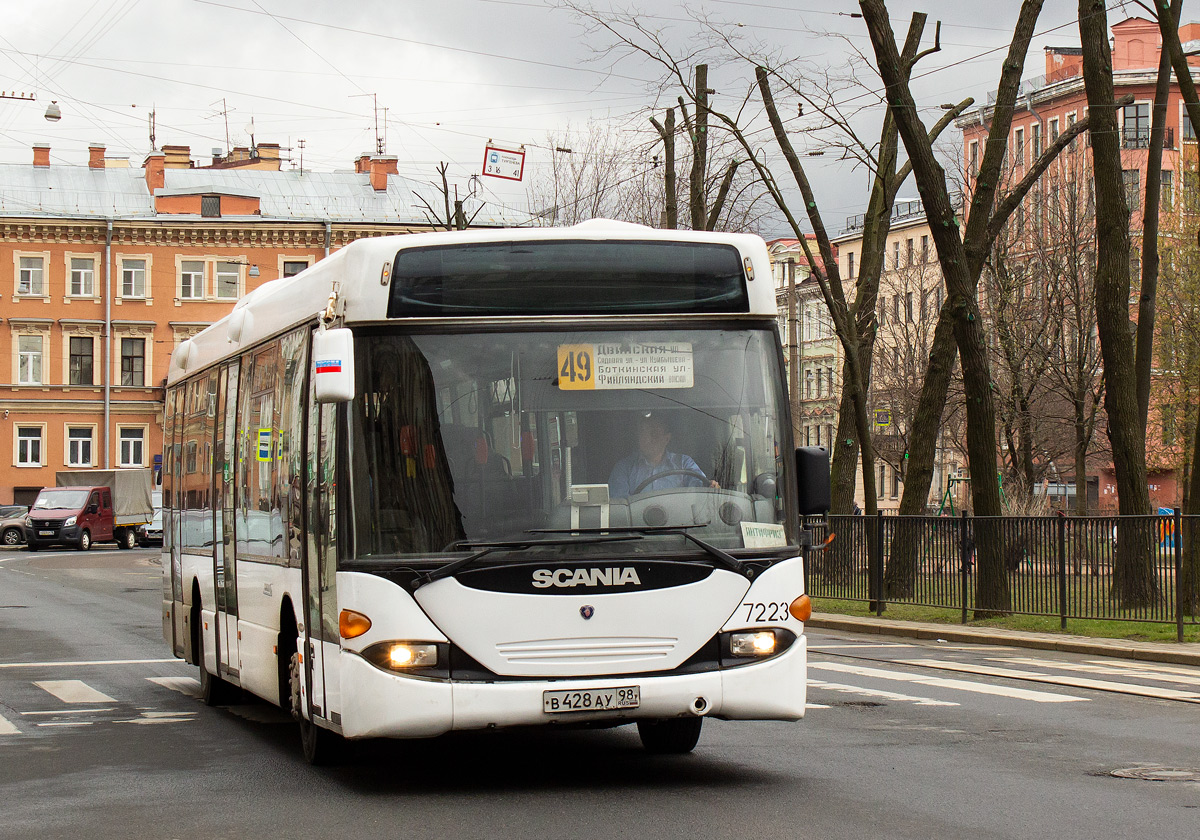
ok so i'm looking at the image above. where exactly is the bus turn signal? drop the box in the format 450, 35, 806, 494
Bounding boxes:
789, 594, 812, 622
339, 609, 372, 639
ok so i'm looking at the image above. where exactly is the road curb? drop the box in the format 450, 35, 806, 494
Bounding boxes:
807, 613, 1200, 667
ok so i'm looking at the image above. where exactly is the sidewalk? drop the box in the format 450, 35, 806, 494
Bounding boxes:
807, 612, 1200, 667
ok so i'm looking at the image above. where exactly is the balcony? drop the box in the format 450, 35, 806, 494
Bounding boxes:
1122, 127, 1175, 150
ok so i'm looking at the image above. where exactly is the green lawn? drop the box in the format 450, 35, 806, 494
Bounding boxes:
813, 598, 1200, 643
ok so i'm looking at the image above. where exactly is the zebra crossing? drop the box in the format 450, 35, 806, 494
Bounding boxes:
3, 646, 1199, 736
806, 639, 1200, 708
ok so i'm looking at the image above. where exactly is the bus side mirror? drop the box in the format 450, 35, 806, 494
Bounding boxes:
795, 446, 831, 516
313, 328, 356, 403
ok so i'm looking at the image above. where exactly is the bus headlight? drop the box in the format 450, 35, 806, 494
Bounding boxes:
363, 641, 439, 672
729, 631, 777, 657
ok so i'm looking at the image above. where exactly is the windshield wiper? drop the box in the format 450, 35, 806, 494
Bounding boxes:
530, 527, 746, 577
415, 534, 642, 589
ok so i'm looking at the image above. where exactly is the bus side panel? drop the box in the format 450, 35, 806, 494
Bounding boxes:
235, 561, 301, 704
717, 557, 808, 720
335, 572, 449, 654
181, 550, 216, 616
180, 550, 216, 666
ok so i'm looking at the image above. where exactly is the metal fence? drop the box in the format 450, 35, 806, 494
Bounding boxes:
804, 512, 1200, 641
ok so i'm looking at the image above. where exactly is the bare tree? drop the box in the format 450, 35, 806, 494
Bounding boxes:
415, 162, 483, 231
859, 0, 1087, 613
1078, 0, 1157, 608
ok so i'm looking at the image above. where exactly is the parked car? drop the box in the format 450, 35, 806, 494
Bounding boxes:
138, 491, 163, 547
1, 504, 29, 546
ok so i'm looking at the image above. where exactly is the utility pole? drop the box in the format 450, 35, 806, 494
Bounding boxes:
787, 258, 802, 442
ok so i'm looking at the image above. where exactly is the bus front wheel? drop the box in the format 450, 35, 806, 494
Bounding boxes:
289, 651, 343, 765
636, 717, 703, 754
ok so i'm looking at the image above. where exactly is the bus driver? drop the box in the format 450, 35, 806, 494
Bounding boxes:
608, 412, 719, 498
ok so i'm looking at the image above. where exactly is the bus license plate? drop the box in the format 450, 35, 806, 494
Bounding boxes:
543, 686, 640, 713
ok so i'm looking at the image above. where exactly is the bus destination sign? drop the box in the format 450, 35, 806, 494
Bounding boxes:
556, 342, 693, 390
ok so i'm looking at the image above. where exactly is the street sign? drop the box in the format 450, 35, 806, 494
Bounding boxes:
482, 143, 526, 181
873, 408, 892, 428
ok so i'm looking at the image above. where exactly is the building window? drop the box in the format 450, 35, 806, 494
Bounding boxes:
69, 257, 95, 297
69, 336, 93, 385
969, 140, 979, 176
846, 252, 855, 280
1122, 103, 1149, 149
18, 256, 45, 295
892, 241, 900, 270
119, 427, 145, 467
905, 291, 914, 322
201, 195, 220, 217
893, 294, 901, 323
1031, 123, 1042, 158
282, 260, 309, 278
215, 261, 240, 299
1123, 169, 1141, 211
827, 367, 834, 395
1050, 117, 1060, 142
921, 235, 929, 262
121, 337, 145, 386
1185, 110, 1196, 140
906, 238, 914, 266
67, 427, 93, 467
878, 464, 885, 499
180, 260, 204, 299
121, 259, 146, 298
805, 368, 813, 398
17, 335, 43, 384
1014, 127, 1024, 165
1162, 170, 1174, 208
16, 426, 42, 466
891, 466, 901, 498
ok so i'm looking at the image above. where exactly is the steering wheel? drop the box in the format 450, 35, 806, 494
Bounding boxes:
632, 469, 711, 495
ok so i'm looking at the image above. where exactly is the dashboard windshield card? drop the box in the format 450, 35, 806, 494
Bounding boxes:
556, 342, 693, 390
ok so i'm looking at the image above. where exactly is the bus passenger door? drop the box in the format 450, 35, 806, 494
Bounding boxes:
303, 379, 340, 723
215, 362, 241, 679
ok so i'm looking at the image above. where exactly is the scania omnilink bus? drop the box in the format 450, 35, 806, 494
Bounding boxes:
161, 220, 830, 763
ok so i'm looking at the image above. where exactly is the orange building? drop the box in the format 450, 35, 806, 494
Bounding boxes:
956, 16, 1200, 510
0, 142, 521, 505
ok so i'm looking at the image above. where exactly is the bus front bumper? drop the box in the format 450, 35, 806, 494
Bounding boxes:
338, 633, 807, 740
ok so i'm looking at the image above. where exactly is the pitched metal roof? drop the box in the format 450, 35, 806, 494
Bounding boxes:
0, 163, 531, 227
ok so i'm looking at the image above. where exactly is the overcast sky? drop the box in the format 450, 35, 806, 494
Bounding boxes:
0, 1, 1112, 232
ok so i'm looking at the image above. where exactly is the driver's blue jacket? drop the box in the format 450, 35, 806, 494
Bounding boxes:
608, 452, 708, 498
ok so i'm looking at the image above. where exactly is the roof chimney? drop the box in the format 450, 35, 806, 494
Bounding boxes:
162, 145, 192, 168
33, 143, 50, 168
144, 152, 165, 192
88, 143, 106, 169
369, 155, 398, 191
354, 153, 372, 174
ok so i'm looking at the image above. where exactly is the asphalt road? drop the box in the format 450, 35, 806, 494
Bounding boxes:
1, 546, 1198, 840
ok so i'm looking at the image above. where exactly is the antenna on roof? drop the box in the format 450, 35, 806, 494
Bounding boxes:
350, 93, 385, 154
148, 107, 156, 151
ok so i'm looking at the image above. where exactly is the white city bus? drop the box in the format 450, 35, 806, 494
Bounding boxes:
161, 220, 830, 763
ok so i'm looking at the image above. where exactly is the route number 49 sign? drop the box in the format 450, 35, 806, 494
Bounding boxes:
483, 144, 526, 181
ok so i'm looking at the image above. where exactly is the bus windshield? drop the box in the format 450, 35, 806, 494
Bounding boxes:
347, 326, 794, 562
